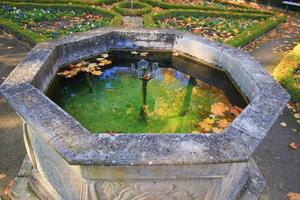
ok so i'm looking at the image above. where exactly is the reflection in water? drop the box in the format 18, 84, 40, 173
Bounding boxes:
49, 52, 247, 134
50, 67, 240, 133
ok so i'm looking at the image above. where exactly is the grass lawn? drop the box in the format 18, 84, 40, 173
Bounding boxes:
273, 43, 300, 104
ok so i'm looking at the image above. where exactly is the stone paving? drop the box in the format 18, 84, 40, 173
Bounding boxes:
244, 11, 300, 74
0, 32, 29, 200
121, 16, 144, 28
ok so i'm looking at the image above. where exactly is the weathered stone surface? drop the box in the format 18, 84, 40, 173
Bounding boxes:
0, 28, 290, 200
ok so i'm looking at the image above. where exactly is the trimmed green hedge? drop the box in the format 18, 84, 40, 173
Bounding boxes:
0, 0, 119, 5
140, 0, 274, 15
225, 14, 287, 47
0, 2, 121, 45
273, 43, 300, 103
0, 16, 46, 46
113, 1, 152, 16
144, 10, 286, 48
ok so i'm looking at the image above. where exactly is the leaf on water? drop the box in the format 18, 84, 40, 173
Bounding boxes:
96, 57, 105, 62
58, 59, 104, 78
218, 119, 229, 129
140, 52, 149, 57
80, 60, 89, 65
101, 53, 109, 58
229, 106, 243, 117
172, 52, 179, 56
3, 179, 13, 196
198, 117, 215, 132
88, 63, 98, 68
289, 142, 297, 150
287, 192, 300, 200
99, 59, 112, 66
91, 70, 102, 76
131, 51, 138, 55
211, 102, 229, 116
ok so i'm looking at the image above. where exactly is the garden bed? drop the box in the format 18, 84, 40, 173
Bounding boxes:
1, 0, 120, 6
273, 43, 300, 104
113, 1, 152, 16
144, 10, 286, 47
140, 0, 274, 15
0, 2, 121, 45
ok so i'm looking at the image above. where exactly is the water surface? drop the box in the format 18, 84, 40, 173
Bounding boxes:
48, 51, 247, 134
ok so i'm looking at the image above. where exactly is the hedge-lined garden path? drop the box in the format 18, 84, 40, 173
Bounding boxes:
244, 11, 300, 200
245, 11, 300, 74
0, 31, 29, 200
122, 16, 144, 28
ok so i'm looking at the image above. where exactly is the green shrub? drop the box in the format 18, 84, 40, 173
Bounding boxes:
0, 16, 46, 46
273, 44, 300, 103
0, 0, 121, 6
224, 14, 287, 47
113, 1, 152, 16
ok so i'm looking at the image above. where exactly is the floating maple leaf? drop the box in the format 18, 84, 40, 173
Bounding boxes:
211, 102, 229, 116
218, 119, 229, 129
58, 54, 112, 78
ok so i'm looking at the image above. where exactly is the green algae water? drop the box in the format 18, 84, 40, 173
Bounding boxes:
48, 51, 247, 133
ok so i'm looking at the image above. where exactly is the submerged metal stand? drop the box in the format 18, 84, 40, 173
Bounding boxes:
142, 79, 147, 106
131, 59, 158, 123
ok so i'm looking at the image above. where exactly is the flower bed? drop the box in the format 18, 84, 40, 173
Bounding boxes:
113, 1, 152, 16
1, 0, 119, 6
140, 0, 274, 15
144, 10, 286, 47
156, 15, 261, 41
0, 2, 121, 45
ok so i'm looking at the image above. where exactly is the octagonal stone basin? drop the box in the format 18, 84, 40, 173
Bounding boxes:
0, 28, 290, 200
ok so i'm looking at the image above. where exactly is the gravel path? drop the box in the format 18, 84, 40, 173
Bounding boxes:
0, 31, 29, 200
244, 11, 300, 74
245, 11, 300, 200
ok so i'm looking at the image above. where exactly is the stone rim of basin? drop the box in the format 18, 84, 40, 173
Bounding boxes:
0, 28, 290, 166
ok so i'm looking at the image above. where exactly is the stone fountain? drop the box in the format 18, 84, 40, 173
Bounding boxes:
0, 28, 290, 200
